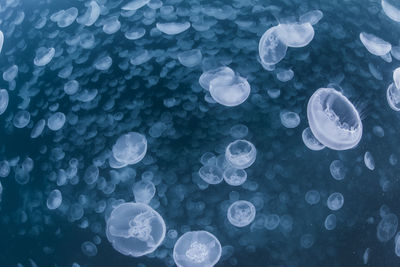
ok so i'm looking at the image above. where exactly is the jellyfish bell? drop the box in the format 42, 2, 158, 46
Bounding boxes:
112, 132, 147, 165
387, 82, 400, 111
173, 230, 222, 267
307, 88, 362, 150
258, 26, 288, 66
106, 202, 166, 257
225, 139, 257, 169
227, 200, 256, 227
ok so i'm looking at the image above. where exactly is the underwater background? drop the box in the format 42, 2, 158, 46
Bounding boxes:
1, 0, 400, 266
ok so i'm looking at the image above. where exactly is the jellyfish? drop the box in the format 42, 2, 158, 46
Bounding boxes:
307, 88, 362, 150
280, 111, 300, 128
112, 132, 147, 165
364, 151, 375, 170
0, 89, 9, 115
359, 32, 391, 56
302, 127, 325, 151
225, 139, 256, 169
156, 22, 191, 35
382, 0, 400, 22
300, 234, 315, 249
122, 0, 150, 11
299, 10, 324, 25
324, 214, 337, 230
34, 47, 55, 66
178, 49, 202, 68
47, 189, 62, 210
199, 67, 235, 91
329, 160, 347, 180
106, 202, 166, 257
227, 200, 256, 227
223, 167, 247, 186
258, 26, 288, 66
305, 190, 320, 205
173, 230, 222, 267
47, 112, 66, 131
327, 192, 344, 211
0, 30, 3, 54
209, 73, 251, 107
81, 241, 97, 257
264, 214, 280, 230
13, 110, 31, 129
275, 22, 315, 48
133, 180, 156, 204
387, 83, 400, 111
198, 165, 223, 185
377, 213, 398, 242
393, 67, 400, 89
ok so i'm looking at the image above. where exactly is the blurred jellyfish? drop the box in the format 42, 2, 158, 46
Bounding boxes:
81, 241, 97, 257
359, 32, 391, 56
34, 47, 55, 66
327, 192, 344, 211
227, 200, 256, 227
178, 49, 202, 68
47, 189, 62, 210
324, 214, 337, 230
122, 0, 150, 11
329, 160, 346, 180
106, 202, 166, 257
173, 231, 222, 267
199, 165, 223, 185
225, 139, 256, 169
199, 67, 235, 91
382, 0, 400, 22
223, 167, 247, 186
387, 83, 400, 111
0, 89, 9, 115
47, 112, 66, 131
0, 30, 3, 53
305, 190, 320, 205
0, 160, 10, 177
307, 88, 362, 150
394, 68, 400, 89
258, 26, 288, 65
13, 110, 30, 128
280, 111, 300, 128
112, 132, 147, 165
133, 180, 156, 204
299, 10, 324, 25
377, 213, 398, 242
264, 214, 280, 230
156, 22, 191, 35
302, 127, 325, 151
300, 234, 315, 249
364, 151, 375, 170
395, 233, 400, 257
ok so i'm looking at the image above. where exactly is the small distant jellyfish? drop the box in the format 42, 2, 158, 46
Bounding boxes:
307, 88, 362, 150
223, 167, 247, 186
47, 189, 62, 210
0, 89, 9, 115
177, 49, 202, 68
276, 23, 315, 48
359, 32, 391, 56
395, 234, 400, 257
300, 234, 315, 249
0, 160, 10, 177
329, 160, 346, 180
382, 0, 400, 22
327, 192, 344, 211
302, 127, 325, 151
280, 111, 300, 128
394, 67, 400, 89
227, 200, 256, 227
364, 151, 375, 170
386, 83, 400, 111
377, 213, 398, 242
324, 214, 337, 230
81, 241, 97, 257
225, 139, 256, 169
229, 124, 248, 139
47, 112, 66, 131
299, 10, 324, 25
264, 214, 280, 230
258, 26, 288, 66
198, 165, 223, 185
133, 180, 156, 204
112, 132, 147, 165
305, 190, 320, 205
173, 231, 222, 267
13, 110, 31, 128
106, 202, 166, 257
34, 47, 55, 66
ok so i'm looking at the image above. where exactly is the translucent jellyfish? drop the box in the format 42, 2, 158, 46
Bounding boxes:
94, 55, 112, 71
395, 233, 400, 257
377, 213, 398, 242
387, 83, 400, 111
227, 200, 256, 227
280, 111, 300, 128
276, 23, 315, 48
299, 10, 324, 25
302, 127, 325, 151
363, 248, 370, 264
178, 49, 202, 68
0, 89, 9, 115
394, 68, 400, 90
57, 7, 78, 28
0, 30, 3, 54
300, 234, 315, 249
198, 165, 223, 184
329, 160, 346, 180
83, 165, 99, 185
225, 139, 256, 169
122, 0, 150, 11
382, 0, 400, 22
13, 110, 30, 128
3, 65, 18, 82
258, 26, 288, 65
305, 190, 320, 205
229, 124, 248, 139
156, 22, 191, 35
64, 80, 79, 95
264, 214, 280, 230
103, 16, 121, 34
209, 73, 250, 107
133, 180, 156, 204
307, 88, 362, 150
173, 231, 222, 267
364, 151, 375, 171
199, 67, 235, 91
76, 1, 100, 26
327, 192, 344, 211
359, 32, 392, 56
81, 241, 97, 257
276, 69, 294, 82
223, 167, 247, 186
112, 132, 147, 165
106, 202, 166, 257
324, 214, 337, 230
47, 112, 66, 131
47, 189, 62, 210
34, 47, 55, 67
125, 28, 146, 40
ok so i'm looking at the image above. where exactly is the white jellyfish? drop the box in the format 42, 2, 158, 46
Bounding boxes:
47, 112, 66, 131
387, 83, 400, 111
382, 0, 400, 22
122, 0, 150, 11
133, 180, 156, 204
199, 67, 235, 91
34, 47, 55, 67
13, 110, 30, 128
393, 68, 400, 89
178, 49, 202, 68
276, 23, 315, 48
258, 26, 288, 66
359, 32, 391, 56
307, 88, 362, 150
112, 132, 147, 165
227, 200, 256, 227
106, 202, 166, 257
47, 189, 62, 210
0, 89, 9, 115
225, 139, 256, 169
156, 22, 191, 35
209, 72, 251, 107
377, 213, 398, 242
198, 165, 223, 185
0, 30, 3, 54
327, 192, 344, 211
364, 151, 375, 170
329, 160, 346, 180
302, 127, 325, 151
299, 10, 324, 25
173, 231, 222, 267
81, 241, 97, 257
324, 214, 337, 230
223, 167, 247, 186
280, 111, 300, 128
